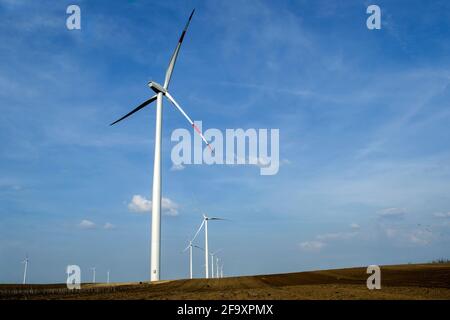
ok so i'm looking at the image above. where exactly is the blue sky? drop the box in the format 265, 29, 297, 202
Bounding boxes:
1, 0, 450, 283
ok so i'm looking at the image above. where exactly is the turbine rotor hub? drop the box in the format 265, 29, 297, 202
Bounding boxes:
148, 81, 167, 95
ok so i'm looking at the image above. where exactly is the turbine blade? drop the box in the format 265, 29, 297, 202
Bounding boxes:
110, 95, 157, 126
209, 217, 226, 221
182, 245, 190, 252
193, 245, 204, 251
191, 219, 205, 242
165, 92, 194, 124
163, 9, 195, 89
165, 92, 213, 151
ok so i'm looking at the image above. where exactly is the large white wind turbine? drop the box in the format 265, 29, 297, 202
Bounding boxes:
110, 9, 212, 282
192, 215, 225, 278
22, 255, 28, 285
183, 240, 203, 279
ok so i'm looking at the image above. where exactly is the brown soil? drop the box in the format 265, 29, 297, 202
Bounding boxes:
1, 263, 449, 300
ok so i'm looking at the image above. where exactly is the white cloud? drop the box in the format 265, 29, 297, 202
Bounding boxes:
128, 195, 179, 216
299, 241, 325, 252
350, 223, 360, 229
79, 219, 96, 229
378, 207, 406, 219
170, 164, 185, 171
161, 198, 179, 216
382, 226, 434, 246
300, 226, 361, 252
128, 195, 152, 212
104, 222, 115, 230
433, 212, 450, 218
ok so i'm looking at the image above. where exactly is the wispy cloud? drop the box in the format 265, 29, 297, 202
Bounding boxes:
103, 222, 115, 230
378, 207, 406, 219
350, 223, 360, 230
433, 212, 450, 218
408, 229, 434, 246
382, 225, 435, 246
299, 240, 325, 252
300, 224, 361, 253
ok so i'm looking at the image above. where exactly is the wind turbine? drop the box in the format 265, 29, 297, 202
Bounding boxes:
192, 215, 225, 278
220, 263, 224, 278
91, 267, 96, 284
216, 256, 220, 279
110, 9, 212, 282
107, 270, 110, 284
210, 249, 222, 279
22, 255, 28, 285
183, 240, 203, 279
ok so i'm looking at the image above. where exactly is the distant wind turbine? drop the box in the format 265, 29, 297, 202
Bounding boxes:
91, 267, 96, 284
192, 215, 225, 278
216, 256, 220, 279
107, 270, 110, 284
22, 255, 28, 285
210, 249, 222, 279
183, 240, 203, 279
110, 9, 212, 282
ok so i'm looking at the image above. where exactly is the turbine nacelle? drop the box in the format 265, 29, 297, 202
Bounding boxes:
148, 81, 167, 95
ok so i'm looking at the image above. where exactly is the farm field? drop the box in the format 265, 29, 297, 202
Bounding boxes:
1, 263, 449, 300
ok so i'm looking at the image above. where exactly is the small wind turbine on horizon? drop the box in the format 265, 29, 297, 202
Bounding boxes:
183, 240, 204, 279
216, 256, 220, 279
22, 255, 28, 285
192, 214, 226, 279
91, 267, 96, 284
107, 270, 110, 284
110, 9, 212, 282
210, 249, 222, 279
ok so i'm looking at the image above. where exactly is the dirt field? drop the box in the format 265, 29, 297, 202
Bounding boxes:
1, 263, 449, 300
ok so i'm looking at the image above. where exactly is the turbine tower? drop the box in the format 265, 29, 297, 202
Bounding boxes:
91, 267, 96, 284
210, 252, 214, 279
107, 270, 110, 284
22, 255, 28, 285
216, 256, 220, 279
110, 9, 212, 282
